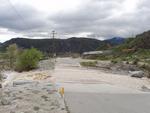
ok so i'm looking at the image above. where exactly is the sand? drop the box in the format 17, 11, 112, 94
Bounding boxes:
54, 57, 150, 91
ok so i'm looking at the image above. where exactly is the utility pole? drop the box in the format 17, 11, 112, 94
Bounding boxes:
51, 30, 57, 59
52, 30, 57, 39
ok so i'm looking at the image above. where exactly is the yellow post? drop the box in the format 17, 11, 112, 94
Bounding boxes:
59, 87, 64, 97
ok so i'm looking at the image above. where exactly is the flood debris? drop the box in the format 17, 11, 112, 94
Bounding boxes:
141, 85, 150, 92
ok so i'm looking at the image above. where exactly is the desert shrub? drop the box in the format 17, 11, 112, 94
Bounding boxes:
126, 61, 129, 64
141, 64, 150, 71
140, 64, 146, 69
132, 58, 140, 65
15, 48, 43, 72
0, 72, 2, 82
139, 64, 150, 78
0, 44, 18, 70
71, 53, 80, 58
97, 55, 109, 60
80, 61, 98, 67
147, 72, 150, 78
6, 44, 18, 68
111, 59, 118, 64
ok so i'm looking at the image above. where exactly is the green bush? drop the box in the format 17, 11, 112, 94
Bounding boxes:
6, 44, 18, 68
0, 72, 2, 82
80, 61, 98, 67
111, 59, 118, 64
15, 48, 43, 72
132, 58, 140, 65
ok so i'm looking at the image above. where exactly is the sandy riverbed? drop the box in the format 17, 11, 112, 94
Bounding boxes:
54, 57, 150, 91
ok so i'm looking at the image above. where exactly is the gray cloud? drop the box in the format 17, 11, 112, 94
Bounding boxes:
49, 0, 118, 33
0, 0, 150, 40
0, 1, 47, 33
49, 0, 150, 39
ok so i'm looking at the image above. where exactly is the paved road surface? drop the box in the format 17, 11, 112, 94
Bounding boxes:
65, 93, 150, 113
54, 58, 150, 113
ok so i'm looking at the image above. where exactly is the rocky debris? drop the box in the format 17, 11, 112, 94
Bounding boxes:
1, 98, 11, 105
110, 63, 139, 72
0, 83, 2, 88
141, 85, 150, 92
0, 82, 67, 113
41, 95, 49, 101
130, 71, 144, 78
10, 111, 15, 113
96, 61, 141, 75
33, 106, 40, 111
25, 72, 52, 80
96, 62, 111, 70
38, 59, 55, 70
0, 59, 67, 113
13, 80, 38, 86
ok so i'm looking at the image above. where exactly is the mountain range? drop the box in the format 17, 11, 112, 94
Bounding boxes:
1, 29, 150, 54
105, 37, 125, 46
0, 37, 125, 54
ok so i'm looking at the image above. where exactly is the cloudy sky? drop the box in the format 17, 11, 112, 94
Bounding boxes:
0, 0, 150, 42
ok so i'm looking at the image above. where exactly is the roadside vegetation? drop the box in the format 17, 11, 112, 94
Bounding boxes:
0, 72, 2, 82
0, 44, 43, 72
82, 37, 150, 78
15, 48, 43, 72
80, 61, 98, 67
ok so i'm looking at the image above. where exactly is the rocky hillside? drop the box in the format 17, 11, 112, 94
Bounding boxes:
118, 30, 150, 50
0, 36, 127, 54
131, 30, 150, 49
0, 37, 102, 54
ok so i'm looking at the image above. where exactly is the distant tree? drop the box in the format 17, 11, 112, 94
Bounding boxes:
15, 48, 43, 71
0, 72, 2, 82
6, 44, 18, 68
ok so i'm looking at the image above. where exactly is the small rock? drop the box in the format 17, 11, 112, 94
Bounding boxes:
13, 96, 23, 100
19, 91, 23, 93
24, 111, 31, 113
33, 106, 40, 111
141, 86, 150, 92
61, 108, 65, 110
13, 80, 34, 86
10, 111, 15, 113
32, 90, 40, 94
41, 95, 48, 101
51, 107, 55, 110
1, 98, 11, 105
0, 83, 2, 88
130, 71, 144, 78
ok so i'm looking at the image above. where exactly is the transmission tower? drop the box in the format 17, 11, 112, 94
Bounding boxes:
51, 30, 57, 58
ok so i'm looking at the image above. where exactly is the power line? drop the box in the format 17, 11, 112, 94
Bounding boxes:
6, 0, 30, 30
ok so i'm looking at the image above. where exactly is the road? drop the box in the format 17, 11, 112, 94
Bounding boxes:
65, 93, 150, 113
53, 58, 150, 113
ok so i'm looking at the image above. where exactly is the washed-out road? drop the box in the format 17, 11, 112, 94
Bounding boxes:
53, 58, 150, 113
